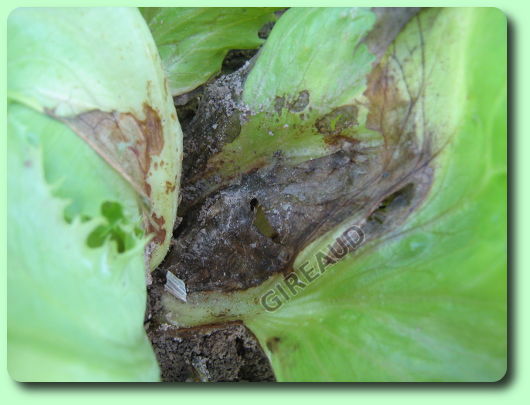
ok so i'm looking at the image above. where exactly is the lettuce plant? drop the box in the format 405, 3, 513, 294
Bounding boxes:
7, 7, 506, 382
7, 8, 182, 381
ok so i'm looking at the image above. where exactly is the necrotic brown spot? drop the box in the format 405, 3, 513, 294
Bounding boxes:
149, 213, 167, 246
266, 337, 281, 352
47, 103, 167, 254
315, 105, 359, 136
49, 103, 164, 201
288, 90, 310, 112
165, 181, 176, 194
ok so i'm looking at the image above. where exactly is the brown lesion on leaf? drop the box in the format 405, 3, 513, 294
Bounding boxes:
46, 102, 167, 251
365, 64, 408, 137
315, 105, 359, 136
165, 147, 379, 293
287, 90, 310, 112
144, 182, 152, 198
266, 336, 281, 352
148, 212, 167, 246
273, 90, 310, 114
162, 8, 436, 295
47, 102, 164, 201
165, 181, 176, 194
322, 134, 359, 150
362, 8, 420, 61
274, 96, 285, 114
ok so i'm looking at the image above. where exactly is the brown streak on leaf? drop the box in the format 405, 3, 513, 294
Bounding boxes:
165, 181, 176, 194
47, 103, 164, 202
362, 8, 421, 61
46, 103, 167, 249
148, 212, 167, 246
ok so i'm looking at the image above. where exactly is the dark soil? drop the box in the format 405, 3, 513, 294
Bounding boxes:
148, 321, 274, 382
146, 269, 275, 382
147, 19, 283, 382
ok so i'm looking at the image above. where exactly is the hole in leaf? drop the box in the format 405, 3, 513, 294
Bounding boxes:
368, 183, 415, 225
101, 201, 124, 224
315, 105, 359, 136
251, 198, 279, 241
249, 198, 259, 211
86, 201, 137, 253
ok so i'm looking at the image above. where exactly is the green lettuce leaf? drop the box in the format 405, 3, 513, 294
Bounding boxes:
8, 7, 182, 269
140, 7, 279, 96
7, 102, 159, 381
7, 7, 185, 381
245, 7, 507, 382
